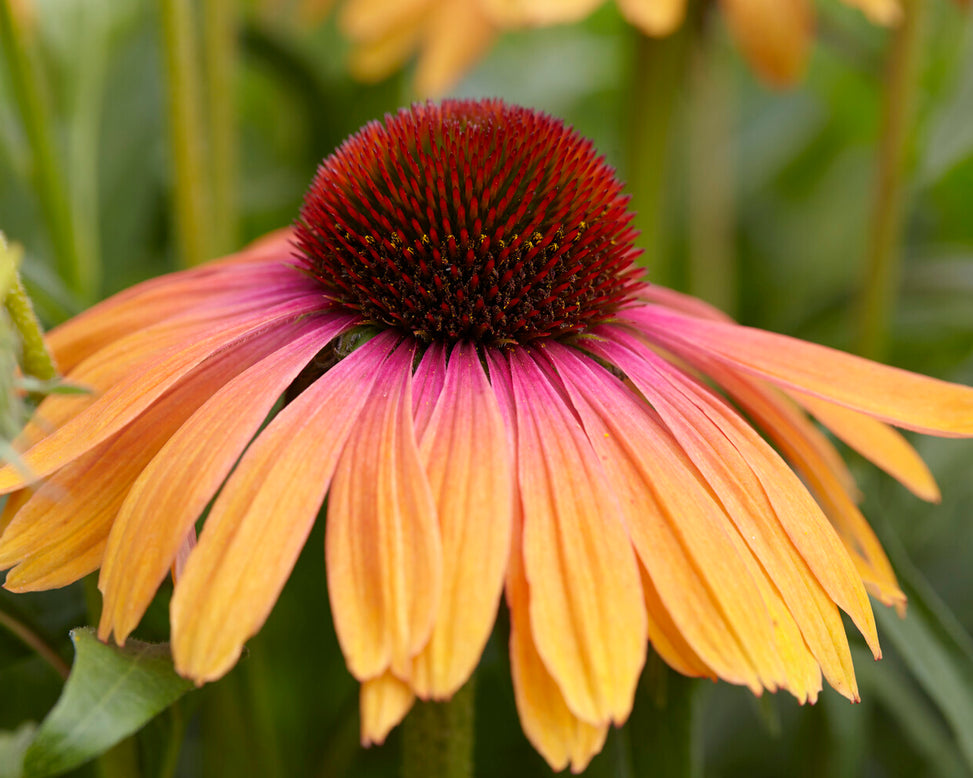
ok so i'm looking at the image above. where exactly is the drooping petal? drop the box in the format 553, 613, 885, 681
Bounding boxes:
508, 348, 646, 725
170, 332, 399, 684
410, 342, 513, 699
719, 0, 813, 86
626, 305, 973, 437
507, 543, 609, 774
360, 672, 415, 746
326, 339, 443, 683
98, 313, 355, 644
793, 391, 940, 502
0, 295, 328, 493
596, 332, 881, 688
617, 0, 687, 36
48, 254, 309, 372
548, 344, 817, 698
684, 359, 906, 611
1, 324, 308, 592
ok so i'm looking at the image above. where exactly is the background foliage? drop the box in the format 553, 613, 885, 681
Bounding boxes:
1, 0, 972, 775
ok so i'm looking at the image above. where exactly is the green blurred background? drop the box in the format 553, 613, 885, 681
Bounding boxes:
1, 0, 972, 775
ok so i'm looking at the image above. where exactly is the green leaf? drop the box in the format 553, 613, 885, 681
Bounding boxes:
22, 627, 194, 778
873, 549, 973, 773
0, 723, 36, 778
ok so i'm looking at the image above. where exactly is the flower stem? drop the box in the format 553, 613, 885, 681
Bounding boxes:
857, 0, 926, 360
401, 679, 475, 778
159, 0, 213, 267
0, 605, 70, 679
204, 0, 239, 255
629, 653, 701, 778
0, 0, 95, 301
1, 236, 57, 381
624, 25, 692, 288
687, 17, 736, 317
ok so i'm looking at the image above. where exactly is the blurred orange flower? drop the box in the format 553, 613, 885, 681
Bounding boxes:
338, 0, 912, 94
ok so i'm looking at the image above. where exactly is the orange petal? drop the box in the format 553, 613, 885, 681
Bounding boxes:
794, 391, 940, 502
686, 362, 906, 612
598, 333, 879, 690
326, 339, 442, 682
719, 0, 813, 86
637, 564, 713, 679
410, 342, 513, 698
843, 0, 901, 24
551, 344, 817, 699
505, 496, 609, 774
170, 332, 398, 684
508, 348, 646, 725
628, 305, 973, 437
98, 314, 354, 644
618, 0, 687, 35
415, 0, 497, 97
2, 325, 305, 591
48, 257, 306, 373
0, 296, 325, 493
360, 672, 415, 746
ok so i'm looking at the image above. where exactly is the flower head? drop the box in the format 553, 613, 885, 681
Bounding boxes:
2, 99, 972, 772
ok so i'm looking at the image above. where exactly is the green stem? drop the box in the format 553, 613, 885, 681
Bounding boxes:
205, 0, 239, 254
401, 679, 475, 778
0, 605, 70, 679
5, 274, 58, 381
857, 0, 926, 360
624, 24, 692, 288
628, 653, 701, 778
0, 0, 94, 301
159, 0, 213, 267
687, 18, 736, 316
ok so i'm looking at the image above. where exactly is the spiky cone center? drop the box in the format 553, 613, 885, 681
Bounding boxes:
295, 99, 644, 346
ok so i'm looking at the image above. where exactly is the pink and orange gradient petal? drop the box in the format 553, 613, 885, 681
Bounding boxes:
0, 325, 308, 591
507, 541, 609, 774
412, 342, 447, 438
98, 313, 355, 644
48, 253, 305, 373
794, 391, 940, 502
326, 338, 443, 684
170, 332, 397, 684
550, 344, 817, 698
410, 342, 512, 699
627, 306, 973, 436
681, 360, 907, 612
508, 348, 647, 726
596, 336, 872, 699
0, 296, 326, 493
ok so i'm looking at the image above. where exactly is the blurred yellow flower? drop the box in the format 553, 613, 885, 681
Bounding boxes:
339, 0, 912, 94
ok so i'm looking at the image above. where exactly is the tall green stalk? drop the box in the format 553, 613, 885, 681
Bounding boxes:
159, 0, 213, 267
205, 0, 239, 255
687, 21, 736, 316
0, 0, 96, 301
857, 0, 927, 360
401, 679, 475, 778
625, 25, 692, 288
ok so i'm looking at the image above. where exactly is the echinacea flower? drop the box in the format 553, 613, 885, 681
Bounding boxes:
337, 0, 939, 94
2, 99, 972, 772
